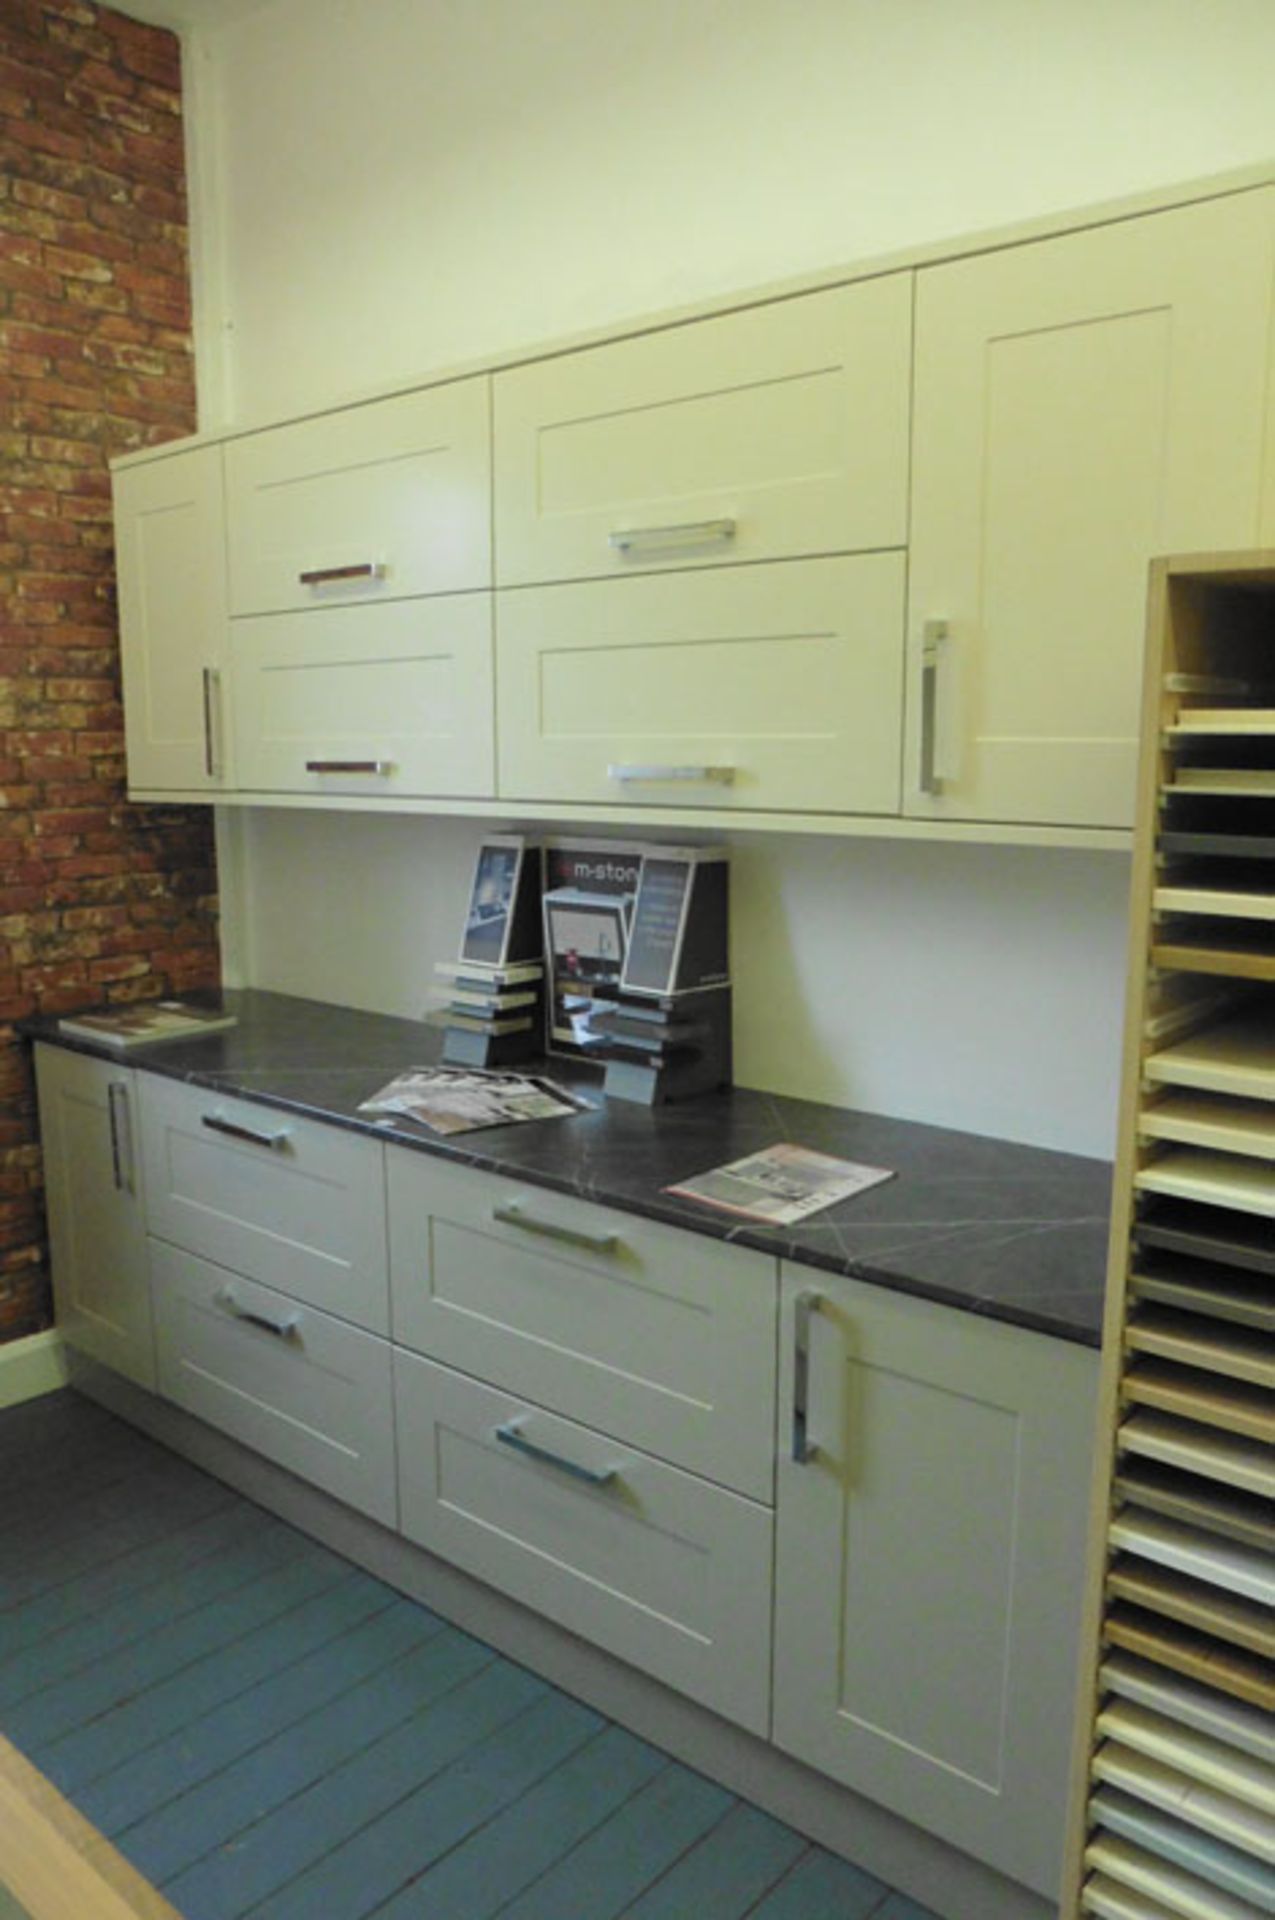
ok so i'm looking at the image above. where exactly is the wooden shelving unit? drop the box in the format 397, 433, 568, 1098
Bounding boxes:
1064, 554, 1275, 1920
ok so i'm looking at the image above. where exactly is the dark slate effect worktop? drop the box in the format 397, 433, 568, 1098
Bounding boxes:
26, 989, 1112, 1346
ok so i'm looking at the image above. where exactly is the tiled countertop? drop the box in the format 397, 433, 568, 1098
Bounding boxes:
25, 989, 1112, 1346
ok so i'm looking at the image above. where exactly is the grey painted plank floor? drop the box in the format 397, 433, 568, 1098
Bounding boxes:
0, 1391, 937, 1920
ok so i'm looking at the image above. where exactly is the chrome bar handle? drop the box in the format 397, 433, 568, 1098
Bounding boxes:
919, 618, 947, 797
298, 561, 386, 587
107, 1081, 132, 1193
792, 1288, 822, 1464
201, 667, 221, 780
607, 764, 736, 786
215, 1286, 300, 1341
201, 1112, 292, 1151
492, 1202, 619, 1254
495, 1422, 617, 1487
304, 760, 395, 777
609, 518, 736, 558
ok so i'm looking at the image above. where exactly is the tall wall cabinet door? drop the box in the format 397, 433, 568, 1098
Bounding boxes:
772, 1267, 1099, 1899
906, 188, 1275, 831
112, 445, 230, 794
34, 1044, 154, 1390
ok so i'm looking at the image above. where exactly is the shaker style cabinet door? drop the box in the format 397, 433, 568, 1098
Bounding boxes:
496, 554, 905, 814
113, 444, 231, 794
224, 377, 492, 614
230, 593, 494, 800
34, 1044, 155, 1390
906, 188, 1275, 830
493, 277, 911, 585
772, 1268, 1098, 1899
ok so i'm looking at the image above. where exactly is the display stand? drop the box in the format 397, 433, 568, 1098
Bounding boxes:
436, 835, 543, 1068
1062, 553, 1275, 1920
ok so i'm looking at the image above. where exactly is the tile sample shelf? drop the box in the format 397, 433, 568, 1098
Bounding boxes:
1064, 554, 1275, 1920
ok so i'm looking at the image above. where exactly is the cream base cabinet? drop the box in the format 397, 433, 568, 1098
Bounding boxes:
230, 594, 494, 799
394, 1349, 774, 1735
113, 445, 231, 794
34, 1045, 155, 1390
496, 554, 905, 813
493, 277, 911, 585
906, 187, 1275, 830
772, 1266, 1099, 1900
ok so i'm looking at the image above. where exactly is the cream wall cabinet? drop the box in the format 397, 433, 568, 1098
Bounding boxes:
113, 445, 231, 795
229, 594, 495, 800
137, 1077, 390, 1334
492, 278, 912, 586
151, 1239, 397, 1527
34, 1046, 155, 1391
772, 1265, 1099, 1900
387, 1148, 777, 1502
906, 189, 1275, 831
495, 555, 906, 813
223, 378, 492, 614
393, 1348, 775, 1735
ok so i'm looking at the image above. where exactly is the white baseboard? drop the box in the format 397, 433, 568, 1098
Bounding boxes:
0, 1330, 69, 1410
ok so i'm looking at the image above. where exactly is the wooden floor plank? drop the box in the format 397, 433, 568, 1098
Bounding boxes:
617, 1800, 808, 1920
0, 1736, 180, 1920
0, 1504, 304, 1712
744, 1847, 893, 1920
109, 1615, 485, 1880
78, 1590, 429, 1839
255, 1691, 604, 1920
492, 1760, 734, 1920
11, 1541, 344, 1756
0, 1501, 299, 1667
161, 1651, 542, 1920
33, 1558, 360, 1793
370, 1722, 667, 1920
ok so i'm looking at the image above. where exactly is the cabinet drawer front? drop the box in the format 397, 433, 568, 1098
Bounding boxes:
388, 1150, 777, 1502
496, 555, 904, 812
225, 378, 491, 614
139, 1078, 389, 1333
152, 1242, 396, 1526
494, 279, 911, 585
394, 1350, 773, 1733
230, 595, 494, 798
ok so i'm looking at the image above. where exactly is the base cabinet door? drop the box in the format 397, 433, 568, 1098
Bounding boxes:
907, 187, 1275, 829
394, 1349, 774, 1734
34, 1045, 155, 1390
151, 1240, 397, 1526
772, 1267, 1098, 1899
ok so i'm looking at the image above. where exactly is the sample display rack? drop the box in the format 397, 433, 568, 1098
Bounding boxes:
1064, 554, 1275, 1920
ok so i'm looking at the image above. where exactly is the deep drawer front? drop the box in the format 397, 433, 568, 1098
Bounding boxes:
394, 1349, 773, 1734
152, 1241, 397, 1527
139, 1078, 389, 1333
493, 277, 912, 585
495, 554, 906, 814
230, 593, 494, 799
387, 1150, 777, 1503
225, 377, 491, 614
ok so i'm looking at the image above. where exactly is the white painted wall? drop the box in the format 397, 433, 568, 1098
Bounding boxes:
187, 0, 1273, 1156
187, 0, 1275, 426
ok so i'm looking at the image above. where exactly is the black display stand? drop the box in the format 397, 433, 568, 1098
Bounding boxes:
587, 986, 733, 1105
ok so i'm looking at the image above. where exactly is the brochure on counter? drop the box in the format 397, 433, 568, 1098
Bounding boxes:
666, 1142, 894, 1225
357, 1066, 594, 1136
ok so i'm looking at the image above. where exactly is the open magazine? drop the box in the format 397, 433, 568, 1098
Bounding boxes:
666, 1142, 893, 1225
357, 1066, 593, 1136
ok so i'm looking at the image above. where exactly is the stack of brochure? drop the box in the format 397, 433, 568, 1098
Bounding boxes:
57, 1000, 237, 1051
432, 958, 543, 1039
358, 1066, 590, 1136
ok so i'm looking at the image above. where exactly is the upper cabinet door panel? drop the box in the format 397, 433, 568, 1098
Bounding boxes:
493, 278, 912, 585
113, 446, 230, 793
496, 554, 905, 814
906, 188, 1275, 831
224, 378, 492, 614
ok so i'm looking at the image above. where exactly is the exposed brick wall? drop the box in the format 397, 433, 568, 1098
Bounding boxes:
1, 0, 220, 1344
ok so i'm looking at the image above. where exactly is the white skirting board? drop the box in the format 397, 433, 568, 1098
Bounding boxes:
68, 1359, 1054, 1920
0, 1331, 68, 1410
